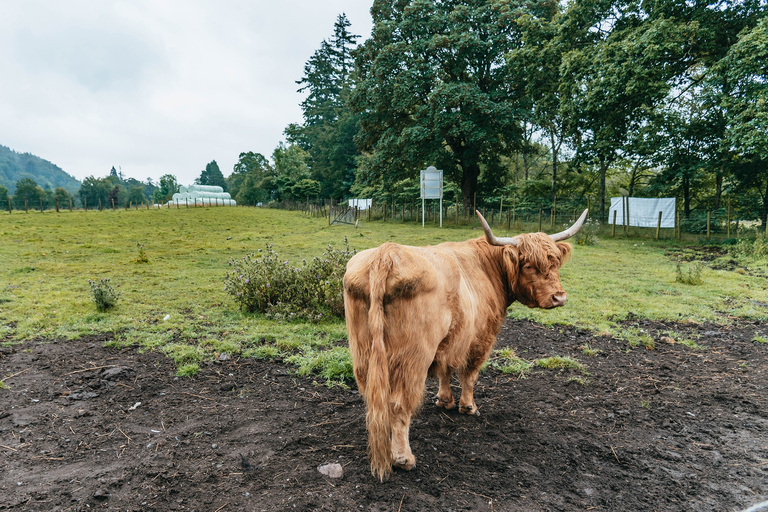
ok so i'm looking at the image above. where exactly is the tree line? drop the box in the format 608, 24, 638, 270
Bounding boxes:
231, 3, 767, 229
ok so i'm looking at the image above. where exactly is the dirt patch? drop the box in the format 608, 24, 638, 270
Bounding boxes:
1, 319, 767, 511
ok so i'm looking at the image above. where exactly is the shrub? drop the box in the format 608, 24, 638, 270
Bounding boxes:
574, 218, 600, 246
675, 261, 704, 285
88, 278, 120, 311
730, 234, 768, 260
136, 243, 149, 263
224, 238, 355, 321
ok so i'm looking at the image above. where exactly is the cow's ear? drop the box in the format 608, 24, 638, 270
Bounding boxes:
502, 246, 519, 281
556, 242, 572, 264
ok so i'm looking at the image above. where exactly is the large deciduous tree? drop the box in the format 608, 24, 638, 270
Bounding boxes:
350, 0, 527, 209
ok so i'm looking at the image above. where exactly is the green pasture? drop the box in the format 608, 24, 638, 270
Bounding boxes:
1, 207, 766, 383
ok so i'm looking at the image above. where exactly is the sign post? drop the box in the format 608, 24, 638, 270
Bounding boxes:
420, 166, 443, 228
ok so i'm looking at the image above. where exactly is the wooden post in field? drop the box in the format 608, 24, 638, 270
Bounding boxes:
186, 198, 188, 208
98, 198, 102, 211
40, 197, 43, 212
55, 197, 59, 212
538, 209, 542, 232
676, 210, 681, 239
455, 195, 459, 225
84, 197, 87, 211
473, 193, 476, 219
507, 208, 510, 230
8, 197, 12, 213
111, 198, 115, 210
69, 197, 72, 211
656, 211, 662, 240
707, 211, 711, 240
499, 196, 504, 218
25, 198, 28, 213
727, 198, 731, 237
612, 210, 617, 237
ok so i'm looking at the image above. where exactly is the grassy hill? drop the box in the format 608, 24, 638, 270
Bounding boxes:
0, 144, 81, 195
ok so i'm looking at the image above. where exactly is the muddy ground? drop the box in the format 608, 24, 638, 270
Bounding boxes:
1, 319, 767, 512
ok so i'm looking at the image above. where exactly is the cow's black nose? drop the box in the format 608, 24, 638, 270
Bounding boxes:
552, 292, 567, 307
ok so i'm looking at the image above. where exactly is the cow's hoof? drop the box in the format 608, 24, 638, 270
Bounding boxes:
459, 404, 480, 416
435, 397, 455, 410
393, 455, 416, 471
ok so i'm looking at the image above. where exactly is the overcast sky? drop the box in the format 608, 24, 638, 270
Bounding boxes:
0, 1, 372, 185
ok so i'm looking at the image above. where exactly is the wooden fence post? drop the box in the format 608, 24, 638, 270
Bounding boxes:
69, 197, 73, 211
538, 209, 542, 232
25, 198, 28, 213
612, 209, 617, 237
84, 198, 87, 212
656, 211, 662, 240
676, 210, 680, 239
55, 197, 59, 213
727, 198, 731, 237
40, 197, 44, 212
707, 211, 711, 240
7, 197, 11, 213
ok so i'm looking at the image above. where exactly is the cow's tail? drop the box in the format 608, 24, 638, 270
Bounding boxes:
366, 257, 392, 481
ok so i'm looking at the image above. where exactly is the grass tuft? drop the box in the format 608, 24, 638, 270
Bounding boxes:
176, 363, 199, 377
536, 356, 587, 373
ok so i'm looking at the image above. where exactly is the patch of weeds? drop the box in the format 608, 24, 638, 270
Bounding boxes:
581, 344, 600, 357
202, 338, 241, 356
135, 243, 149, 263
753, 334, 768, 344
224, 239, 355, 321
285, 346, 353, 385
536, 356, 587, 374
730, 234, 768, 260
567, 376, 590, 386
88, 278, 120, 311
617, 327, 655, 350
162, 343, 203, 365
675, 261, 704, 285
176, 363, 199, 377
574, 218, 600, 246
0, 380, 7, 389
678, 338, 706, 350
641, 400, 650, 409
492, 347, 534, 378
243, 345, 282, 360
12, 266, 36, 274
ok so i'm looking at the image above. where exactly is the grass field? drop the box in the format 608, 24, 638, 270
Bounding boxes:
2, 206, 767, 381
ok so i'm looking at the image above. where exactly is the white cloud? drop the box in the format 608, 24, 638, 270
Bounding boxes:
0, 0, 372, 185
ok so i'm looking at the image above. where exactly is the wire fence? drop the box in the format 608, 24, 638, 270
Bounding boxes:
6, 194, 764, 241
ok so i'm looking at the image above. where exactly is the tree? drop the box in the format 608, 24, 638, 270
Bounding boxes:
228, 152, 273, 200
272, 143, 311, 201
154, 174, 179, 203
0, 185, 9, 207
127, 186, 146, 206
287, 13, 361, 199
195, 160, 227, 191
349, 1, 526, 209
78, 176, 112, 209
722, 17, 768, 230
13, 177, 47, 209
53, 187, 71, 208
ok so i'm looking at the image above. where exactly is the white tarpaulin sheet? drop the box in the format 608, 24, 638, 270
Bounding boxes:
348, 198, 372, 210
609, 197, 676, 228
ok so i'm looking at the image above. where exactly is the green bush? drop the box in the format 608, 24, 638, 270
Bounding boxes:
224, 238, 355, 321
730, 234, 768, 260
675, 261, 704, 285
574, 218, 600, 246
88, 278, 120, 311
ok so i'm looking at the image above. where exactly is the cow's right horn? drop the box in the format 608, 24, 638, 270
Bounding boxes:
476, 210, 519, 247
550, 209, 589, 242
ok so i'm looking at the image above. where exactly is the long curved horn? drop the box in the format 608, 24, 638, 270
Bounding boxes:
550, 209, 589, 242
476, 210, 518, 246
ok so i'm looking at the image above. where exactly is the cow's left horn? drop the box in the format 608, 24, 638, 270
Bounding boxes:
476, 210, 519, 246
550, 209, 589, 242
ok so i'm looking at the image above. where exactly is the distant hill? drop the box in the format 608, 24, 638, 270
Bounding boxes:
0, 145, 81, 195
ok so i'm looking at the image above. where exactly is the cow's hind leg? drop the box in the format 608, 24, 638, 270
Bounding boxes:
458, 341, 494, 416
390, 404, 415, 470
432, 362, 455, 410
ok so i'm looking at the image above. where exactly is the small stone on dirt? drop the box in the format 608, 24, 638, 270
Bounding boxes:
318, 463, 344, 479
218, 353, 231, 361
101, 366, 133, 379
660, 336, 676, 344
67, 392, 99, 401
93, 489, 109, 500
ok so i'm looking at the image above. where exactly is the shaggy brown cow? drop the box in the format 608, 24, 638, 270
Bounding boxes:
343, 209, 587, 481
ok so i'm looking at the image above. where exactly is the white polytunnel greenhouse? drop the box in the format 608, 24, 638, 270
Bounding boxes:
169, 185, 237, 206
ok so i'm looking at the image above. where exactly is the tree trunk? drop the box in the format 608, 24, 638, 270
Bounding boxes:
714, 171, 723, 210
461, 162, 481, 212
599, 154, 608, 222
550, 131, 558, 204
761, 175, 768, 234
682, 173, 691, 218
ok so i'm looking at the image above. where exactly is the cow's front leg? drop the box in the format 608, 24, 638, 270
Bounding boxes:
458, 367, 481, 416
433, 363, 455, 410
390, 405, 416, 470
